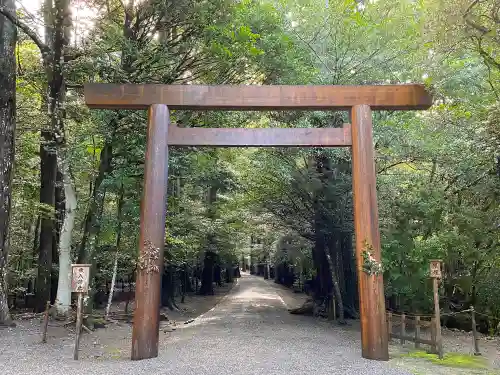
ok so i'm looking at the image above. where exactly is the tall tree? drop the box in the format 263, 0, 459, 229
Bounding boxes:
0, 0, 16, 326
0, 0, 75, 313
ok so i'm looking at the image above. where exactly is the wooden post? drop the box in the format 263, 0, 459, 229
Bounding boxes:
387, 312, 393, 342
433, 278, 443, 358
71, 264, 90, 360
131, 104, 170, 361
415, 316, 421, 349
430, 317, 437, 353
471, 306, 481, 356
401, 313, 406, 345
351, 105, 389, 361
41, 301, 50, 343
73, 292, 83, 360
430, 260, 443, 359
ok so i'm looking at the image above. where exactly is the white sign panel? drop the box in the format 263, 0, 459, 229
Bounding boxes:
71, 264, 91, 293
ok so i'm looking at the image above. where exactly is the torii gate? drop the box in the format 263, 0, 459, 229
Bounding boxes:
84, 83, 432, 362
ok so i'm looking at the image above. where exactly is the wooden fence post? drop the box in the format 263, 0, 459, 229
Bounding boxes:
400, 313, 406, 345
71, 264, 91, 360
471, 306, 481, 356
430, 317, 437, 354
430, 260, 443, 359
74, 292, 83, 360
433, 278, 443, 359
415, 316, 421, 349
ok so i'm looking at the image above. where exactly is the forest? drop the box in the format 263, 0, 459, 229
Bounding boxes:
0, 0, 499, 335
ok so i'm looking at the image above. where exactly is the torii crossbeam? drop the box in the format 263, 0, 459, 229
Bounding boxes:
84, 83, 432, 362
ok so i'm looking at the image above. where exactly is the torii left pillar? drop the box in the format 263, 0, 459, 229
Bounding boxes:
131, 104, 170, 360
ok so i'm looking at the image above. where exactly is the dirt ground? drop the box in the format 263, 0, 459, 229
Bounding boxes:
266, 279, 500, 374
3, 277, 500, 374
4, 280, 237, 361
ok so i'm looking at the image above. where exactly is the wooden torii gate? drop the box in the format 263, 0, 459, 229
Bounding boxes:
84, 83, 432, 362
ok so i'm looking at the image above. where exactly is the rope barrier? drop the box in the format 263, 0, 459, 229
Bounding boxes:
387, 311, 434, 319
388, 308, 499, 320
474, 311, 499, 320
441, 309, 472, 317
387, 306, 490, 358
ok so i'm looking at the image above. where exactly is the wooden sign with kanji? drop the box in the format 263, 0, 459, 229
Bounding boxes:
430, 260, 442, 279
71, 264, 91, 293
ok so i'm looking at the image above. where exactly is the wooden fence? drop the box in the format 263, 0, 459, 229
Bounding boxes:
387, 312, 439, 353
387, 308, 484, 358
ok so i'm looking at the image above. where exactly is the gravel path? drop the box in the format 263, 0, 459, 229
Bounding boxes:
0, 274, 410, 375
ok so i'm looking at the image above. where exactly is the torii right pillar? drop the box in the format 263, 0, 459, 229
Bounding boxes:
351, 104, 389, 361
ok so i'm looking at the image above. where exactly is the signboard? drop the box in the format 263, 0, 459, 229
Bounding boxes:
71, 264, 91, 293
429, 260, 442, 279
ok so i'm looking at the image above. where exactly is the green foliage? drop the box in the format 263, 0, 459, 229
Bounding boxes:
362, 244, 384, 276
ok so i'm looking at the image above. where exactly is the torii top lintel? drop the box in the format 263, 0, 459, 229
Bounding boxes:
84, 84, 432, 111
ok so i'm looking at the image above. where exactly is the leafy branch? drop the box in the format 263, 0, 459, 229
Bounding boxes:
361, 241, 383, 276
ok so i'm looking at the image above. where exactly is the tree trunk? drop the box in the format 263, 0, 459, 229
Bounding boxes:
312, 149, 348, 320
77, 142, 112, 263
199, 250, 215, 295
35, 0, 58, 314
84, 187, 107, 314
263, 262, 270, 279
311, 217, 330, 300
105, 186, 124, 319
0, 0, 70, 313
161, 265, 179, 310
35, 136, 57, 312
325, 249, 345, 323
312, 152, 333, 302
50, 172, 64, 307
200, 185, 217, 295
341, 231, 358, 316
54, 156, 77, 316
53, 170, 64, 272
225, 264, 233, 283
48, 0, 71, 313
180, 264, 189, 303
0, 0, 16, 325
106, 251, 119, 319
29, 216, 40, 294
